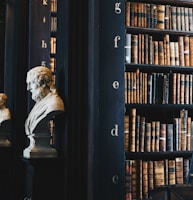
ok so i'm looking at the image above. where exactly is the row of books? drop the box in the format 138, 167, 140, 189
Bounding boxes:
125, 33, 193, 66
50, 0, 57, 13
125, 2, 193, 31
125, 70, 193, 105
51, 16, 57, 32
125, 158, 190, 200
125, 108, 193, 152
50, 37, 56, 54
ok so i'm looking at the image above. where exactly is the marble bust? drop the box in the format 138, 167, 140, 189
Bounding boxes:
0, 93, 11, 146
0, 93, 11, 125
23, 66, 65, 158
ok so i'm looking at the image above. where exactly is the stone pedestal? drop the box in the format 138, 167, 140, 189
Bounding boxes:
23, 116, 57, 158
0, 120, 11, 147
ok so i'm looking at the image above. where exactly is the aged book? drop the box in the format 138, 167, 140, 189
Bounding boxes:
184, 36, 190, 66
139, 116, 145, 152
148, 161, 154, 191
125, 160, 132, 200
130, 108, 137, 152
131, 34, 138, 64
151, 121, 156, 152
154, 160, 165, 187
168, 159, 176, 185
166, 123, 174, 151
157, 5, 165, 29
142, 161, 148, 199
178, 36, 185, 66
125, 33, 131, 64
145, 122, 151, 152
125, 2, 131, 27
124, 115, 130, 152
160, 123, 166, 151
175, 157, 184, 184
155, 121, 160, 152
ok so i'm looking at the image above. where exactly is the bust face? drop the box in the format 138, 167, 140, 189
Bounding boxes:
26, 74, 45, 102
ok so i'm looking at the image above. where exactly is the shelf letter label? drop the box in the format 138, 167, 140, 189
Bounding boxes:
114, 36, 121, 48
42, 0, 48, 5
111, 124, 119, 136
115, 3, 121, 14
41, 40, 47, 48
112, 175, 119, 184
113, 81, 119, 89
43, 16, 46, 23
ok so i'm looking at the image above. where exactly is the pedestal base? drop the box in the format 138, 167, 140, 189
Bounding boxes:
0, 139, 11, 147
23, 147, 57, 159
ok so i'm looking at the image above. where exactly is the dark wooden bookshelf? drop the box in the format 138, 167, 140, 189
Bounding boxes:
125, 0, 193, 199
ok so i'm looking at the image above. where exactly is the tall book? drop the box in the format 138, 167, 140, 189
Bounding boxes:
160, 123, 166, 151
175, 157, 184, 184
124, 115, 130, 152
148, 161, 154, 192
139, 116, 145, 152
130, 108, 137, 152
142, 161, 148, 199
155, 121, 160, 152
125, 2, 131, 27
125, 160, 132, 200
125, 34, 131, 64
166, 123, 174, 151
171, 6, 177, 30
157, 5, 165, 29
184, 36, 190, 66
154, 160, 165, 187
145, 122, 151, 152
168, 159, 176, 185
178, 36, 185, 66
131, 34, 138, 64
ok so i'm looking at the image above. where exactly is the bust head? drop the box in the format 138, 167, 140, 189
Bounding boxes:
26, 66, 55, 102
0, 93, 8, 109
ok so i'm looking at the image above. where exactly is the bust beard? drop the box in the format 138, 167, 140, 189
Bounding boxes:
31, 87, 46, 102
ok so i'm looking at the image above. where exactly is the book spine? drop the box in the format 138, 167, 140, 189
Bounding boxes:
125, 34, 131, 64
139, 116, 145, 152
125, 2, 131, 27
184, 36, 190, 66
159, 123, 166, 151
125, 160, 132, 200
131, 34, 138, 64
168, 159, 176, 185
175, 157, 184, 184
154, 160, 165, 187
166, 123, 174, 151
124, 115, 130, 152
157, 5, 165, 29
130, 108, 136, 152
145, 122, 151, 152
155, 121, 160, 152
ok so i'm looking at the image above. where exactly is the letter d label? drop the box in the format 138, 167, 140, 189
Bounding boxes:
111, 124, 118, 136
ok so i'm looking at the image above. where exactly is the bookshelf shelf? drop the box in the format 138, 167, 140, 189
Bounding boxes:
127, 0, 193, 6
125, 104, 193, 111
126, 26, 193, 36
125, 64, 193, 73
126, 151, 193, 160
